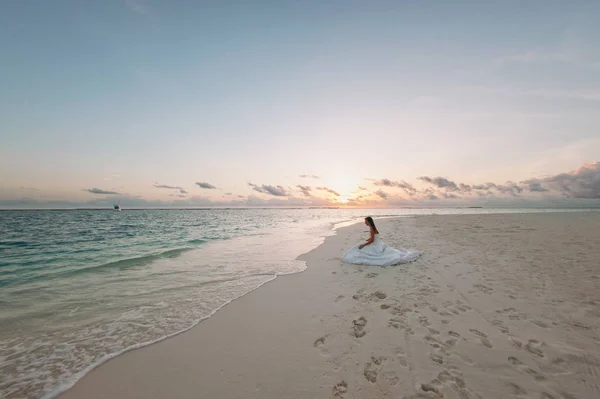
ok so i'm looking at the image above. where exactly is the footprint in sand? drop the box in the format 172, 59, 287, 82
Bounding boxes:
473, 283, 493, 295
395, 347, 409, 368
388, 318, 413, 335
417, 368, 476, 399
332, 381, 348, 397
417, 314, 431, 327
389, 305, 412, 316
508, 356, 547, 382
352, 289, 365, 300
366, 272, 378, 278
531, 319, 549, 328
420, 383, 443, 396
469, 329, 492, 348
507, 382, 528, 398
363, 356, 386, 383
525, 339, 545, 357
496, 307, 523, 321
430, 353, 444, 365
369, 291, 387, 300
452, 352, 475, 366
454, 301, 472, 312
425, 335, 455, 351
352, 316, 368, 338
334, 295, 345, 302
469, 329, 488, 338
492, 319, 510, 334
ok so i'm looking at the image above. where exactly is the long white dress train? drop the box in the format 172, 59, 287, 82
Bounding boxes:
342, 234, 420, 266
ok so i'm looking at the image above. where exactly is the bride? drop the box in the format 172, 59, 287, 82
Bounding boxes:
342, 217, 420, 266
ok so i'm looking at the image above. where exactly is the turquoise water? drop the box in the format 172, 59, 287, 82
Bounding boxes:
0, 208, 592, 398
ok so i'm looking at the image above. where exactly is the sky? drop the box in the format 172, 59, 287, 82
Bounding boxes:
1, 1, 599, 208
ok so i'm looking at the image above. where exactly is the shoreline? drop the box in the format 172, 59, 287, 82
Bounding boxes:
57, 214, 364, 399
43, 218, 342, 399
58, 213, 600, 398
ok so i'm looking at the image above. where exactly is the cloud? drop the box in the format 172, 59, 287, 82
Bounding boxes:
523, 161, 600, 199
154, 183, 184, 190
441, 192, 459, 199
374, 189, 388, 199
296, 185, 312, 196
472, 183, 489, 190
195, 182, 218, 189
418, 176, 459, 191
316, 187, 340, 196
85, 188, 120, 195
357, 186, 367, 191
458, 183, 472, 192
248, 183, 290, 197
496, 182, 523, 196
396, 181, 417, 194
420, 178, 521, 197
299, 174, 319, 179
373, 178, 395, 187
373, 179, 417, 195
416, 162, 600, 200
153, 184, 188, 195
520, 181, 547, 192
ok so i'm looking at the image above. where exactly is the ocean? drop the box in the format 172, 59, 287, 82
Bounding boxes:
0, 208, 591, 398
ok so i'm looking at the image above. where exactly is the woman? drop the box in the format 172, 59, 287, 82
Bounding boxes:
342, 217, 420, 266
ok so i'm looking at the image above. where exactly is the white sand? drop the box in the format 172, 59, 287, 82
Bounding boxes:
59, 212, 600, 399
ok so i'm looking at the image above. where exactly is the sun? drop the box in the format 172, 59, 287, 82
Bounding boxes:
338, 195, 351, 204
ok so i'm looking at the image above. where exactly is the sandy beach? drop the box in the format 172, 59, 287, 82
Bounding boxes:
59, 212, 600, 399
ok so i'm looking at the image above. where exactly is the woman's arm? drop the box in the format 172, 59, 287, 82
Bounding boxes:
359, 230, 375, 249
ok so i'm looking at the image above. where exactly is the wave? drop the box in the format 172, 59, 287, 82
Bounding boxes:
43, 273, 279, 399
0, 247, 199, 289
63, 248, 194, 277
0, 240, 29, 248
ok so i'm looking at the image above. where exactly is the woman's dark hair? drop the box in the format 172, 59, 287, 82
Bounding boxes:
365, 216, 379, 234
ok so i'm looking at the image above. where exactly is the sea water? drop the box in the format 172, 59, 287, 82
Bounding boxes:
0, 208, 589, 398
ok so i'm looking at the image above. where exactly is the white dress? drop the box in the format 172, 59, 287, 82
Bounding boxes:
342, 234, 420, 266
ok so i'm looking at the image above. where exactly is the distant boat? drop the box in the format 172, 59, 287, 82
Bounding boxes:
114, 204, 121, 211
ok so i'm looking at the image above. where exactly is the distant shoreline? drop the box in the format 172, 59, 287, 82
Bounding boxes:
1, 206, 599, 211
